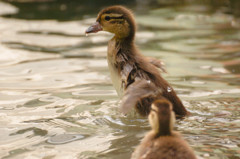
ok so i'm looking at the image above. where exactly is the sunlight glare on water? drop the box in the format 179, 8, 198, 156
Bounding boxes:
0, 1, 239, 159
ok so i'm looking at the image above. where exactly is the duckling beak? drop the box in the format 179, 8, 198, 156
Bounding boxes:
85, 22, 102, 34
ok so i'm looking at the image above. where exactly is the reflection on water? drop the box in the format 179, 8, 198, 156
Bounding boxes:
0, 1, 240, 159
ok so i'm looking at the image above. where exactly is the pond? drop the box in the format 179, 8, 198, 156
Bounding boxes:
0, 1, 239, 159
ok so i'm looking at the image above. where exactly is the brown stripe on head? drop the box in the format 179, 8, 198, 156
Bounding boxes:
151, 99, 175, 137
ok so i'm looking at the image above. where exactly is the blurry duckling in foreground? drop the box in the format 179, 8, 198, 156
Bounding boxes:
86, 5, 188, 118
131, 99, 197, 159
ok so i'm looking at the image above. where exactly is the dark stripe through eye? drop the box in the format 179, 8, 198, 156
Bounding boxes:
111, 16, 124, 19
105, 15, 124, 21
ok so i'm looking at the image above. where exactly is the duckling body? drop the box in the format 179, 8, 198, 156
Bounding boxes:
131, 99, 197, 159
86, 6, 188, 117
107, 37, 162, 97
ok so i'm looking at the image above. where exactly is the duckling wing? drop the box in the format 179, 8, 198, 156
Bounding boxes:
120, 80, 161, 114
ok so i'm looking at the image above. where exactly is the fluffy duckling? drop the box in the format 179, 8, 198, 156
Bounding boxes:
131, 99, 197, 159
86, 5, 188, 118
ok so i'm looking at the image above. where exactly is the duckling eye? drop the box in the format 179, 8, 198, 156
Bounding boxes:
105, 16, 111, 21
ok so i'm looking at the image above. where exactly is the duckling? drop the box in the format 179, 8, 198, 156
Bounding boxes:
131, 99, 197, 159
86, 5, 188, 118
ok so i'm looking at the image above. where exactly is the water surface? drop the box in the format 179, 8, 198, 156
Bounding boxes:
0, 1, 239, 159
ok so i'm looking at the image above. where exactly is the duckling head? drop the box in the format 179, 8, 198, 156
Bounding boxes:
149, 99, 176, 137
86, 5, 136, 40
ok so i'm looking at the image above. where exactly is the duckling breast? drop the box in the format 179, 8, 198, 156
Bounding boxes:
107, 39, 124, 97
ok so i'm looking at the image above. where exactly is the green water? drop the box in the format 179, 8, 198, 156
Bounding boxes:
0, 1, 239, 159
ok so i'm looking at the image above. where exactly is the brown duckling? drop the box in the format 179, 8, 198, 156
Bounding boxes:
86, 5, 188, 118
131, 99, 197, 159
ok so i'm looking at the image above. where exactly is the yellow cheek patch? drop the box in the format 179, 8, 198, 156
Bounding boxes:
151, 104, 158, 113
149, 111, 159, 133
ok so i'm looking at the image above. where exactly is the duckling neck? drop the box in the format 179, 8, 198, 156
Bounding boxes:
114, 23, 135, 43
113, 34, 136, 56
114, 34, 135, 45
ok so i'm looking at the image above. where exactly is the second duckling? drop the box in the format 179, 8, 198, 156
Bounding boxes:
131, 99, 197, 159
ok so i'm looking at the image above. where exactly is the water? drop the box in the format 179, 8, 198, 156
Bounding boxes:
0, 1, 240, 159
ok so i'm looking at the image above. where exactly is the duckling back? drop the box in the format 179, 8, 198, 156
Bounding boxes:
132, 132, 196, 159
